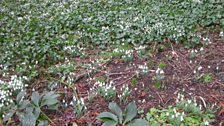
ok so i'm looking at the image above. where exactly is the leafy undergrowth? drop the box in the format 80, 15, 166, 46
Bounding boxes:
1, 0, 224, 126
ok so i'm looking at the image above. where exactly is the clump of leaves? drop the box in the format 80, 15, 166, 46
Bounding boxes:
3, 90, 59, 126
203, 73, 213, 83
97, 101, 148, 126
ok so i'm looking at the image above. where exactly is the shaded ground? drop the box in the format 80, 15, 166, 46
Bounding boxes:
57, 33, 224, 126
2, 33, 224, 126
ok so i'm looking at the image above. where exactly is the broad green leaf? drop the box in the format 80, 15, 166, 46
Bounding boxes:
21, 112, 36, 126
33, 107, 41, 119
41, 98, 58, 107
124, 101, 137, 123
109, 102, 123, 123
19, 100, 30, 110
31, 91, 40, 106
38, 121, 48, 126
97, 112, 118, 122
3, 111, 15, 122
127, 119, 149, 126
42, 91, 57, 101
102, 120, 118, 126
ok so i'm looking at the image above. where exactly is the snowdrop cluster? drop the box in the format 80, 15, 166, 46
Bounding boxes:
176, 93, 203, 114
138, 63, 149, 75
96, 81, 116, 101
168, 107, 185, 123
63, 45, 85, 56
118, 84, 131, 103
69, 96, 86, 117
166, 93, 211, 125
113, 48, 134, 62
135, 45, 146, 57
87, 85, 97, 103
0, 75, 27, 109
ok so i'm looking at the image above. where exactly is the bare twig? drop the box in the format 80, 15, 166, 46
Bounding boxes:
115, 73, 137, 86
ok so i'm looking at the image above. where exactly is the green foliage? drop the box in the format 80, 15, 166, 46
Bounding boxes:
132, 78, 137, 88
146, 96, 215, 126
203, 73, 213, 83
3, 90, 59, 126
97, 101, 149, 126
1, 0, 223, 78
97, 81, 116, 101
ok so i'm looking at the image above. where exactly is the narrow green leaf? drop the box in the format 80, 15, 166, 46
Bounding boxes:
109, 102, 123, 123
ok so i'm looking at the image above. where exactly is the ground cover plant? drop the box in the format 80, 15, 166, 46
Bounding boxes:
0, 0, 224, 126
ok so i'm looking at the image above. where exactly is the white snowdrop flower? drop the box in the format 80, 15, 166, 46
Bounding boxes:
219, 31, 223, 37
199, 104, 202, 110
135, 88, 137, 91
195, 49, 198, 53
63, 99, 65, 103
193, 70, 196, 74
208, 66, 211, 69
142, 99, 146, 103
198, 66, 202, 71
216, 66, 219, 70
182, 112, 185, 116
80, 98, 84, 105
18, 17, 23, 20
160, 70, 164, 74
189, 60, 192, 64
171, 115, 175, 118
156, 68, 160, 74
187, 100, 192, 104
200, 47, 204, 51
166, 112, 169, 116
180, 115, 184, 121
173, 108, 177, 113
205, 121, 209, 125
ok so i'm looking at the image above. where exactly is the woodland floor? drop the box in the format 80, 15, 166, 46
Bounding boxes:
26, 32, 224, 126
